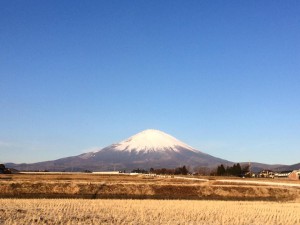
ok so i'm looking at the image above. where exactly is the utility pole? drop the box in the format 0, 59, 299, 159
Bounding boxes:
249, 161, 251, 177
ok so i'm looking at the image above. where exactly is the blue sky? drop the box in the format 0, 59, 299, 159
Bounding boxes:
1, 1, 299, 165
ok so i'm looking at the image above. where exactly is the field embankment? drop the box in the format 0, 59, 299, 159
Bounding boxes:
1, 174, 300, 201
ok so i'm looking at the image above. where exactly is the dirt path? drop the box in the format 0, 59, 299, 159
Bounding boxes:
173, 176, 209, 182
217, 179, 300, 187
169, 176, 300, 188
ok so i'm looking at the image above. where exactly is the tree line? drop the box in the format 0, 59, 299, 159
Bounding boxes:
0, 164, 12, 174
214, 163, 250, 177
132, 165, 189, 175
131, 163, 251, 177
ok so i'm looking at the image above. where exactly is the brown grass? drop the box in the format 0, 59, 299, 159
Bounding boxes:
1, 199, 300, 224
1, 174, 300, 201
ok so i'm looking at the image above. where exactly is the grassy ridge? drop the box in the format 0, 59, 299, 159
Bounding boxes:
1, 174, 300, 201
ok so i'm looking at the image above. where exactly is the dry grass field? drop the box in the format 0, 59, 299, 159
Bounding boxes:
1, 174, 300, 201
1, 199, 300, 225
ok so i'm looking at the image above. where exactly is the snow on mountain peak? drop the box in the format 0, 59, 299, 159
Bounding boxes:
113, 129, 197, 153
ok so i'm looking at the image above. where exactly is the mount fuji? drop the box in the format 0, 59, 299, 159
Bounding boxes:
6, 129, 232, 171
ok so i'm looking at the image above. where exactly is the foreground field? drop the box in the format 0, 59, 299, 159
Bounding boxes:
1, 199, 300, 225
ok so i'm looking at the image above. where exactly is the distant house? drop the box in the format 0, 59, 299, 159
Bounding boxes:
288, 170, 300, 180
274, 171, 292, 178
92, 171, 121, 175
259, 170, 275, 178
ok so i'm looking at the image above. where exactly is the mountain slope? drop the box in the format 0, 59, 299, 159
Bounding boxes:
275, 163, 300, 171
7, 129, 231, 171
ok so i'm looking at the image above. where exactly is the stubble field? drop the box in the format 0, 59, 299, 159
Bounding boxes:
1, 199, 300, 225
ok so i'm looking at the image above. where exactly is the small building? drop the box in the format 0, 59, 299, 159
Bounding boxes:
92, 171, 121, 175
259, 170, 275, 178
274, 171, 292, 178
288, 170, 300, 180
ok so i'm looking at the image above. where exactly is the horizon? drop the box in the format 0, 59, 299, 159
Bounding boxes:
1, 1, 300, 165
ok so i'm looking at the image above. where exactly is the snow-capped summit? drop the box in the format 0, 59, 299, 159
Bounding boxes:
113, 129, 197, 153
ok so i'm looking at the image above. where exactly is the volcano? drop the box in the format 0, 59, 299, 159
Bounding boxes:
6, 129, 231, 171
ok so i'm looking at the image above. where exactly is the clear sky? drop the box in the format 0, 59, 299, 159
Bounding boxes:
1, 1, 299, 165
